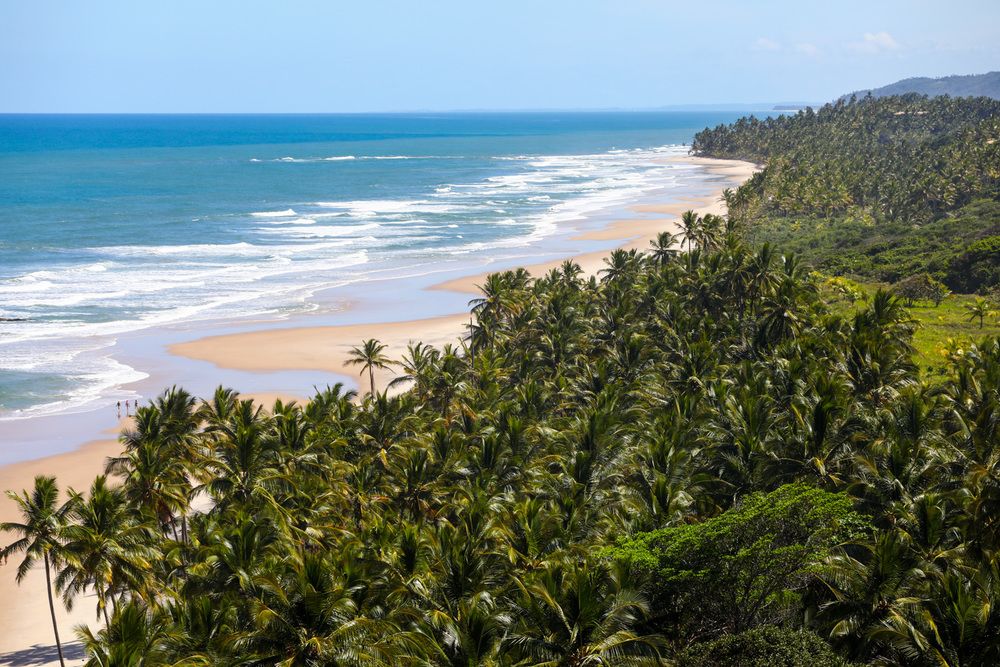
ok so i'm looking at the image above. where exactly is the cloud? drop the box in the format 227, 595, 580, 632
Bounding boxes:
752, 37, 781, 52
848, 31, 901, 54
794, 42, 820, 57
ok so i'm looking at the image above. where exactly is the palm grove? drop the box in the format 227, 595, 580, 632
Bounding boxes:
694, 93, 1000, 294
3, 96, 1000, 666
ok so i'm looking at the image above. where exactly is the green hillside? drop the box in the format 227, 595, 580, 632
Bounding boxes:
693, 94, 1000, 293
843, 71, 1000, 100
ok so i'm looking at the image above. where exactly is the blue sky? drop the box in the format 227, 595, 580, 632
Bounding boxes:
1, 0, 997, 112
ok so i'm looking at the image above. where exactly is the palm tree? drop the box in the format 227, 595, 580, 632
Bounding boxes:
57, 476, 156, 626
76, 600, 179, 667
818, 530, 926, 663
347, 338, 395, 395
648, 230, 679, 266
965, 297, 994, 329
388, 341, 440, 399
105, 438, 190, 540
0, 476, 76, 667
502, 560, 662, 665
201, 398, 282, 510
679, 209, 700, 252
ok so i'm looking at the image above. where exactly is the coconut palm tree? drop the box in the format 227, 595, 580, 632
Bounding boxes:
347, 338, 396, 396
201, 398, 282, 510
76, 600, 181, 667
818, 530, 926, 663
105, 438, 190, 540
502, 560, 662, 665
966, 297, 995, 329
679, 209, 700, 252
648, 230, 678, 266
57, 476, 156, 626
0, 475, 77, 667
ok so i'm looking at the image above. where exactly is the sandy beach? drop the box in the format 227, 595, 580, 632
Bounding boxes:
0, 155, 756, 665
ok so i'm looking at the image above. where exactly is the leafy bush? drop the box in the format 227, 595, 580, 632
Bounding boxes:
676, 626, 854, 667
606, 484, 869, 638
892, 273, 950, 306
823, 275, 867, 303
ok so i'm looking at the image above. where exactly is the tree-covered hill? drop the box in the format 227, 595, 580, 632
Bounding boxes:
693, 94, 1000, 292
843, 71, 1000, 101
5, 219, 1000, 665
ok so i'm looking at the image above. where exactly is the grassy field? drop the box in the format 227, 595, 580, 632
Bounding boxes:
820, 277, 1000, 379
907, 295, 1000, 377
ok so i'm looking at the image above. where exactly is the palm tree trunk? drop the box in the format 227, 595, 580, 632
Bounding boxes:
369, 367, 375, 396
101, 590, 110, 628
43, 552, 67, 667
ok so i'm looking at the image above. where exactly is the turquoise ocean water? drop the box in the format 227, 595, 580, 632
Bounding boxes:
0, 112, 747, 420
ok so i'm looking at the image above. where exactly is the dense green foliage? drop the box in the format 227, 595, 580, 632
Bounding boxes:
743, 198, 1000, 291
694, 95, 1000, 221
693, 95, 1000, 292
606, 484, 868, 639
5, 217, 1000, 665
675, 626, 855, 667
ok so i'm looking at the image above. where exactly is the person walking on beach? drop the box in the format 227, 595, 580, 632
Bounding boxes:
117, 400, 121, 419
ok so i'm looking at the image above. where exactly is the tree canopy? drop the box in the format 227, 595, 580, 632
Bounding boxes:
5, 217, 1000, 664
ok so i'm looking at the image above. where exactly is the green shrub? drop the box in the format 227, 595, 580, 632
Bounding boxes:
892, 273, 950, 306
676, 626, 854, 667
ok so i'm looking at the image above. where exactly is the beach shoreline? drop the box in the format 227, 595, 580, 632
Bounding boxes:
170, 156, 756, 395
0, 154, 756, 666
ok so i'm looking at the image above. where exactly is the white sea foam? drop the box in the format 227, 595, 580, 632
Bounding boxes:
2, 143, 702, 422
251, 208, 297, 217
256, 223, 381, 238
315, 200, 464, 215
255, 217, 318, 226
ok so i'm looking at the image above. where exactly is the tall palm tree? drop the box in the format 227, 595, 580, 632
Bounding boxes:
347, 338, 395, 396
818, 530, 926, 663
105, 438, 190, 540
0, 475, 76, 667
388, 341, 440, 399
201, 399, 282, 510
679, 209, 700, 252
648, 230, 679, 266
57, 475, 156, 626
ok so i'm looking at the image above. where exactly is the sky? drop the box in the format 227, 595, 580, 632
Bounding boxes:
1, 0, 998, 113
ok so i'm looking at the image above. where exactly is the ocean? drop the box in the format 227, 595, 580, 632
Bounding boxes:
0, 111, 747, 421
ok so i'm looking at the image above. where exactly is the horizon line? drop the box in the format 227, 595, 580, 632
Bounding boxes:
0, 103, 821, 116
